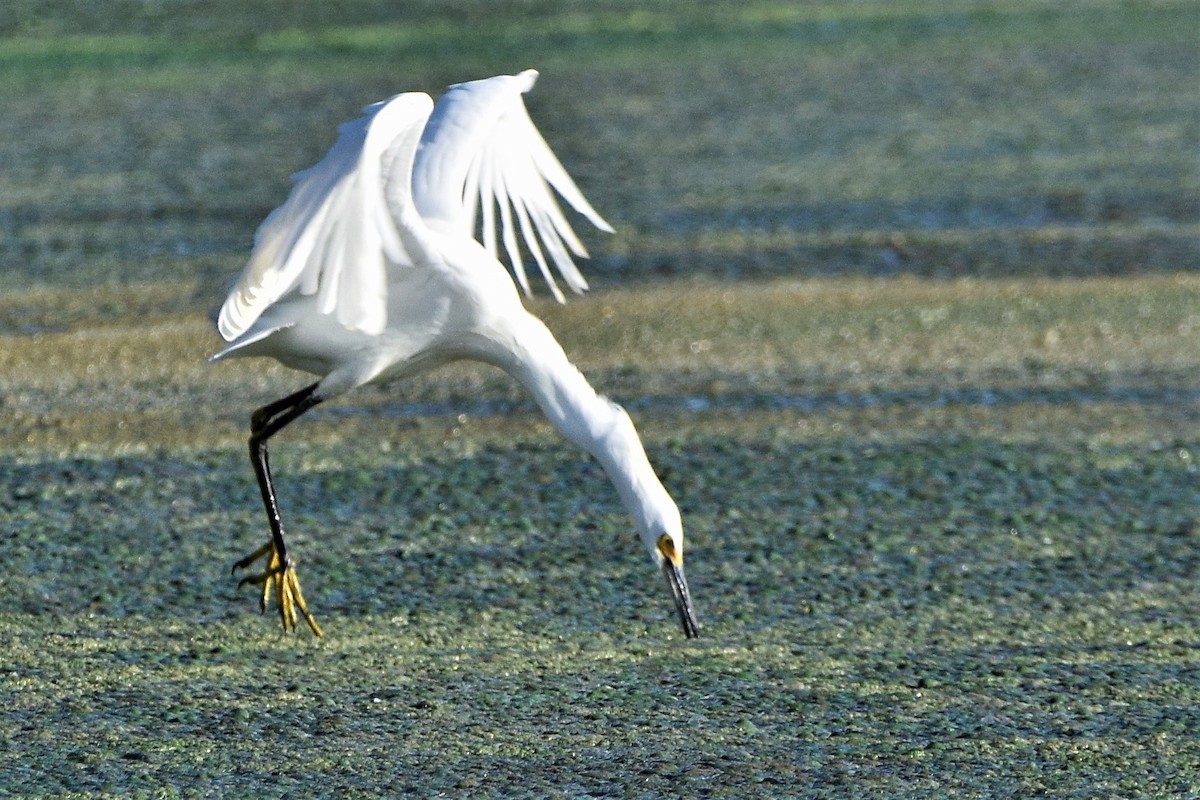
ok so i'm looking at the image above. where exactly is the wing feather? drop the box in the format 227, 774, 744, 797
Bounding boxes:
217, 92, 436, 342
411, 69, 612, 301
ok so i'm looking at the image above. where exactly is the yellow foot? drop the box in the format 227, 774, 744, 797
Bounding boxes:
233, 542, 324, 637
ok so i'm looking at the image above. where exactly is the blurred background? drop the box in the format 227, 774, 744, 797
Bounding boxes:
0, 0, 1194, 307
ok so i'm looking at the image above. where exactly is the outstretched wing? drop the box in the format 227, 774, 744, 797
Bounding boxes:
217, 92, 438, 342
411, 69, 613, 303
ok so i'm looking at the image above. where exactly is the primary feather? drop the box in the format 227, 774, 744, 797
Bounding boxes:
217, 70, 612, 346
414, 69, 613, 302
216, 95, 430, 341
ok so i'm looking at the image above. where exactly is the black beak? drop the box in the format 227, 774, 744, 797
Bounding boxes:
662, 558, 700, 638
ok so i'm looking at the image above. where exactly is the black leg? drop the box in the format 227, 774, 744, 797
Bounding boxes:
233, 382, 325, 635
246, 382, 323, 571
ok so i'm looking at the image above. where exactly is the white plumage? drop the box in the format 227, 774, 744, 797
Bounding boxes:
212, 70, 698, 639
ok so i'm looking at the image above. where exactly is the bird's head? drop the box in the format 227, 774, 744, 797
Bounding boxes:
628, 486, 699, 639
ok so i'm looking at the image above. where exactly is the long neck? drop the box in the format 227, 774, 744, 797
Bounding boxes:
494, 312, 678, 541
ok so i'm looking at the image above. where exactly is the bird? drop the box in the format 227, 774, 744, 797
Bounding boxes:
211, 70, 699, 639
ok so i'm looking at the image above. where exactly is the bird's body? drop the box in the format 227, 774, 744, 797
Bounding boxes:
212, 71, 699, 638
219, 231, 507, 390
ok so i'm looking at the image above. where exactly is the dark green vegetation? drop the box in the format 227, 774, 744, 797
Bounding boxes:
1, 1, 1197, 797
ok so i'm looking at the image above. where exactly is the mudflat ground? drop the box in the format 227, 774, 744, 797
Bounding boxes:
0, 2, 1197, 797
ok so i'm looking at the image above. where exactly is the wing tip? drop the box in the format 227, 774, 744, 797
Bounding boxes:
516, 69, 539, 91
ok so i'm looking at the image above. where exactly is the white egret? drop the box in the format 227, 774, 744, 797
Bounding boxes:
212, 70, 699, 639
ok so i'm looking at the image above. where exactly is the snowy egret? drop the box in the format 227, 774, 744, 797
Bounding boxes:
212, 70, 699, 639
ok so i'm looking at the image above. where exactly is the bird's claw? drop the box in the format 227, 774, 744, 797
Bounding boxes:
233, 541, 324, 637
